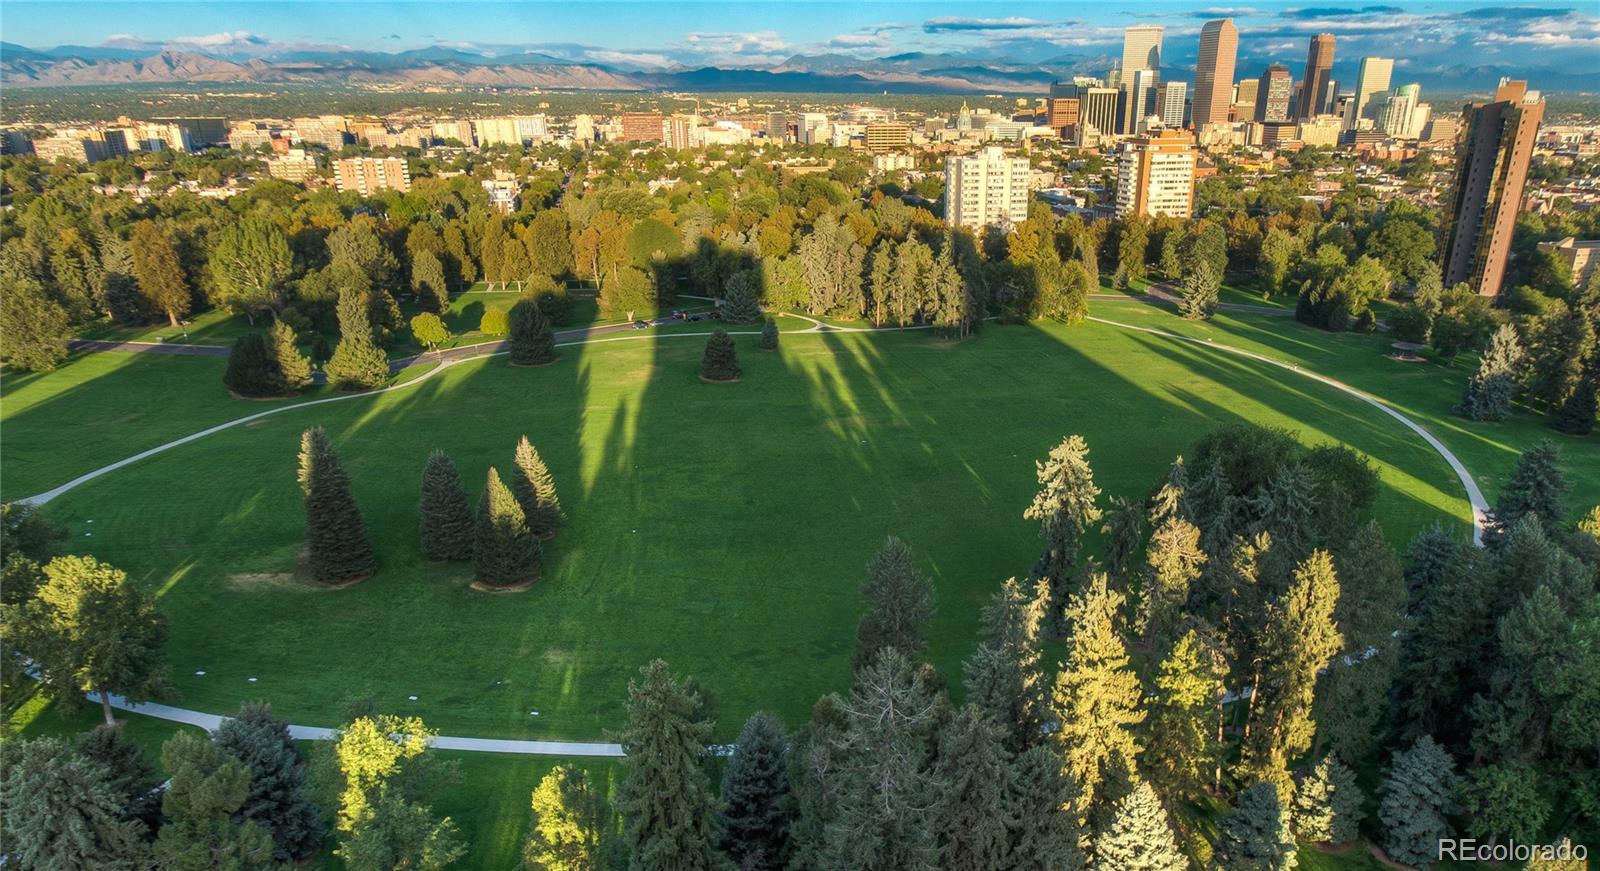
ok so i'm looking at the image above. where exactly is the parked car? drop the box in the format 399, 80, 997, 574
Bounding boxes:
632, 320, 650, 330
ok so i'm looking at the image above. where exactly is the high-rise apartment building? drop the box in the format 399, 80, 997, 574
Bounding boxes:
1192, 18, 1238, 133
1381, 84, 1420, 138
1156, 82, 1187, 129
333, 156, 411, 195
1120, 25, 1164, 134
473, 117, 525, 147
1114, 128, 1196, 219
944, 146, 1031, 232
293, 116, 350, 150
864, 122, 912, 153
619, 112, 665, 142
267, 148, 319, 183
1299, 34, 1336, 118
1441, 79, 1545, 297
1352, 57, 1394, 127
150, 117, 227, 148
1128, 69, 1161, 132
1256, 65, 1294, 123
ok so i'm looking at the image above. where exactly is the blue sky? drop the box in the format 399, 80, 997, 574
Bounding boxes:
3, 1, 1597, 76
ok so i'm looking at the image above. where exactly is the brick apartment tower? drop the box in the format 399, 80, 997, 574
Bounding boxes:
1441, 79, 1546, 297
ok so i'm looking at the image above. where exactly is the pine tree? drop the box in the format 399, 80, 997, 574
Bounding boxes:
153, 732, 276, 869
75, 725, 160, 831
701, 327, 740, 381
721, 269, 762, 324
1379, 736, 1459, 868
615, 660, 724, 871
1181, 261, 1221, 320
1455, 322, 1524, 421
1144, 629, 1225, 805
1091, 780, 1186, 871
325, 286, 391, 390
1025, 435, 1103, 629
825, 649, 943, 871
1099, 496, 1147, 583
1551, 362, 1596, 435
1241, 550, 1342, 783
933, 706, 1015, 871
511, 436, 563, 540
0, 737, 150, 868
223, 332, 287, 397
759, 317, 779, 350
1488, 440, 1568, 535
270, 318, 312, 390
718, 711, 793, 870
786, 695, 850, 871
509, 299, 559, 366
213, 702, 325, 861
1007, 744, 1085, 871
1050, 573, 1145, 816
1139, 516, 1207, 647
1314, 522, 1404, 761
1294, 755, 1363, 844
853, 536, 934, 671
524, 765, 613, 871
298, 427, 376, 585
419, 450, 474, 562
473, 466, 541, 588
1211, 781, 1296, 871
963, 577, 1048, 750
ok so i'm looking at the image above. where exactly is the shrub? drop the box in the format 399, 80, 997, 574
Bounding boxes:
701, 328, 740, 381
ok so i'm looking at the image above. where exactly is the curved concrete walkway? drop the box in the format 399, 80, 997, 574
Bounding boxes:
34, 314, 1488, 755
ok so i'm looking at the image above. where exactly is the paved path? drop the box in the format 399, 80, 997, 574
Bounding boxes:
1089, 284, 1295, 317
34, 313, 1489, 755
68, 339, 230, 356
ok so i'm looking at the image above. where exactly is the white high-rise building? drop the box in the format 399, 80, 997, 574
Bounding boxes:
1114, 129, 1196, 219
1352, 57, 1394, 128
1120, 25, 1164, 133
944, 146, 1031, 232
1156, 82, 1186, 129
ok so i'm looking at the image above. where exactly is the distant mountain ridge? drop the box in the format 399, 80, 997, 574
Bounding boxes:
2, 42, 1595, 94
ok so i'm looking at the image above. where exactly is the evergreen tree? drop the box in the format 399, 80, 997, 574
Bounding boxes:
1379, 736, 1459, 869
933, 706, 1014, 871
0, 737, 150, 869
1551, 362, 1597, 435
1314, 522, 1405, 761
1007, 744, 1085, 871
474, 466, 542, 587
1242, 550, 1342, 784
786, 695, 850, 870
615, 660, 725, 871
270, 319, 312, 390
410, 249, 450, 311
1144, 629, 1225, 805
224, 332, 288, 397
1118, 218, 1149, 285
1090, 780, 1186, 871
1181, 261, 1221, 320
1050, 573, 1145, 816
1455, 323, 1524, 421
1487, 440, 1568, 535
153, 732, 277, 869
759, 317, 779, 350
721, 269, 762, 324
701, 328, 740, 381
524, 765, 613, 871
17, 555, 169, 725
297, 427, 376, 585
511, 436, 563, 540
213, 702, 324, 862
718, 711, 793, 870
1293, 755, 1363, 844
1099, 496, 1147, 582
1025, 435, 1103, 628
825, 649, 943, 871
1211, 781, 1296, 871
419, 450, 475, 562
963, 577, 1048, 750
1139, 516, 1207, 647
509, 299, 559, 366
75, 725, 160, 831
325, 286, 390, 390
853, 536, 934, 671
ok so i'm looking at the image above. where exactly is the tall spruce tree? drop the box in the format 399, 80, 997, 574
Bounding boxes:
1314, 522, 1405, 761
511, 436, 563, 540
297, 427, 376, 584
1211, 781, 1296, 871
1455, 323, 1524, 421
759, 316, 779, 350
1551, 363, 1597, 435
1025, 435, 1103, 630
1050, 573, 1145, 816
1139, 516, 1207, 648
615, 660, 724, 871
0, 737, 150, 868
718, 712, 794, 871
213, 702, 324, 861
1090, 780, 1186, 871
853, 537, 934, 671
75, 725, 161, 832
1144, 629, 1225, 805
509, 299, 559, 366
1379, 736, 1459, 868
224, 332, 288, 397
1099, 496, 1147, 583
1293, 755, 1363, 845
1487, 440, 1568, 536
701, 328, 740, 381
932, 706, 1015, 871
1181, 261, 1221, 320
153, 732, 276, 869
418, 450, 474, 562
963, 577, 1048, 750
473, 466, 541, 587
325, 286, 390, 390
786, 695, 850, 871
270, 319, 312, 390
1007, 744, 1085, 871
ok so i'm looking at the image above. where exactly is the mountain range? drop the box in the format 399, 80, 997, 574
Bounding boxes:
2, 43, 1595, 94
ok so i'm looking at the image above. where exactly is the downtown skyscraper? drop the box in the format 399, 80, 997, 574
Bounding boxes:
1192, 18, 1239, 133
1351, 56, 1394, 128
1299, 33, 1336, 118
1120, 25, 1164, 134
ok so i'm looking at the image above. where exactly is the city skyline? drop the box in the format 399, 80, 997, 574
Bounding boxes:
3, 1, 1598, 89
